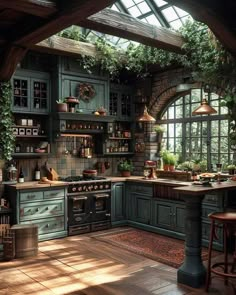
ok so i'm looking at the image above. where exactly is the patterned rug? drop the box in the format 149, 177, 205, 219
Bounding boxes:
94, 228, 220, 268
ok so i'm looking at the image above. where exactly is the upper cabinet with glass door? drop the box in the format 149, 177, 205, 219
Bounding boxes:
109, 84, 134, 121
12, 69, 50, 114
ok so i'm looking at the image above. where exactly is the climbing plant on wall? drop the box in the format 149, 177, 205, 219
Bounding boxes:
0, 82, 15, 161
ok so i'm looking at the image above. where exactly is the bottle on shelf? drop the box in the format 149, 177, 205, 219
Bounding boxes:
34, 161, 41, 181
18, 167, 24, 183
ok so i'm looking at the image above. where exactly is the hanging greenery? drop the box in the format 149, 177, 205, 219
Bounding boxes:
0, 82, 15, 161
58, 20, 236, 86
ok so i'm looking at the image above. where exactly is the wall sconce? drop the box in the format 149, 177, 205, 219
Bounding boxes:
138, 105, 156, 122
192, 93, 217, 115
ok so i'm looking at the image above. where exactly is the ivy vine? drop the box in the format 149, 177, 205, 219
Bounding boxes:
0, 82, 15, 161
58, 20, 236, 87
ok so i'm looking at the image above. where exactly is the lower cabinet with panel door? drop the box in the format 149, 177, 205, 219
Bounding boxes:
126, 182, 153, 225
6, 185, 68, 241
151, 199, 186, 239
111, 182, 126, 225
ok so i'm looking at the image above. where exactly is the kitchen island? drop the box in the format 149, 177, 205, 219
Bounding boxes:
174, 181, 236, 288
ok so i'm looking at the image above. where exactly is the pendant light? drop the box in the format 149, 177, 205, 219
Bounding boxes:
138, 105, 156, 122
192, 93, 217, 116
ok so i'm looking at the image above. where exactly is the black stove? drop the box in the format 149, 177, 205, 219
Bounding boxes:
65, 175, 112, 235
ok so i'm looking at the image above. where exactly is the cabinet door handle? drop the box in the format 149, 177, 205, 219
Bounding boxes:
105, 213, 111, 217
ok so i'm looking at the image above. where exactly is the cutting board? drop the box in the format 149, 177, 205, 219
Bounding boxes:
47, 168, 59, 181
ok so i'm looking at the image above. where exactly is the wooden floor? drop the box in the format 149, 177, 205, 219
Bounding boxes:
0, 227, 235, 295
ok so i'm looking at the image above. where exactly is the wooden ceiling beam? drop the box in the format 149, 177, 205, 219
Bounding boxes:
78, 8, 184, 54
0, 0, 57, 18
0, 45, 27, 81
12, 0, 116, 47
34, 35, 97, 57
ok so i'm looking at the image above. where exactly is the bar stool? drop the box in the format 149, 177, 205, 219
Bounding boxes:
205, 212, 236, 292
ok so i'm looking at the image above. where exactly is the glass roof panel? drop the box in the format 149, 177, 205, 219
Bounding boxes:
122, 0, 135, 6
154, 0, 167, 7
83, 1, 192, 49
145, 14, 162, 26
137, 2, 151, 14
128, 6, 141, 17
162, 7, 179, 22
174, 6, 189, 17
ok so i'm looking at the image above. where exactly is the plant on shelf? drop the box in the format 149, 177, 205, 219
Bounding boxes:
168, 153, 178, 172
160, 150, 170, 171
153, 125, 165, 143
0, 82, 15, 161
56, 98, 68, 112
227, 164, 236, 175
118, 159, 133, 177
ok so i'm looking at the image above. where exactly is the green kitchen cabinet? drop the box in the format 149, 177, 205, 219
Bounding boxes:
110, 84, 134, 120
61, 75, 109, 115
152, 199, 185, 234
5, 185, 68, 241
12, 69, 50, 114
111, 182, 126, 225
126, 182, 153, 225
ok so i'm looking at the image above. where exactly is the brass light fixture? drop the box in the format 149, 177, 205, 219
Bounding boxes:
138, 105, 156, 122
192, 93, 217, 116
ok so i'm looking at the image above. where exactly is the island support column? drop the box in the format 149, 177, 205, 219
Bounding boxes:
177, 195, 206, 288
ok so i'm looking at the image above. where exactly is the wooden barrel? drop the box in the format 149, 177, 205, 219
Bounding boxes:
11, 224, 38, 258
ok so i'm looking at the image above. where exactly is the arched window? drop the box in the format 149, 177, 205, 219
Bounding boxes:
158, 88, 232, 169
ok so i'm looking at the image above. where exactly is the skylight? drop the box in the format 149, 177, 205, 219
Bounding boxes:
83, 1, 192, 48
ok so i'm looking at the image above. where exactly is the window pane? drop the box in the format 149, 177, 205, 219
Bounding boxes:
168, 106, 175, 119
176, 105, 183, 118
191, 89, 201, 103
220, 137, 228, 153
176, 123, 182, 137
211, 137, 218, 153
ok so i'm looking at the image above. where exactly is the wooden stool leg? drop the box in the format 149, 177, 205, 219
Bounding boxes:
206, 219, 215, 292
224, 224, 229, 285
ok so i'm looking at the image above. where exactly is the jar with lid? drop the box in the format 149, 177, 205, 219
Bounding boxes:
7, 164, 17, 182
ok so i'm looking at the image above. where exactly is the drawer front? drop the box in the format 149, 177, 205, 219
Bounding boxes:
19, 199, 64, 221
44, 189, 65, 199
21, 216, 65, 235
128, 184, 153, 195
20, 191, 44, 202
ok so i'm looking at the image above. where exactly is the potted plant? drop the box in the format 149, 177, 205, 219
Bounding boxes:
56, 98, 68, 112
168, 153, 177, 172
227, 164, 236, 175
153, 125, 165, 143
160, 150, 170, 171
118, 159, 133, 177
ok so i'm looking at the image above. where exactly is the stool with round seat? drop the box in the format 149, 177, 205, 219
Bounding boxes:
205, 212, 236, 292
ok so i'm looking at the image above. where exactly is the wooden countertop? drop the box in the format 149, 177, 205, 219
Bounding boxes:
5, 177, 193, 190
5, 181, 69, 190
174, 180, 236, 195
110, 176, 191, 186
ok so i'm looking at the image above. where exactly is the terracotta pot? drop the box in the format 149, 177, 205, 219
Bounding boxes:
120, 170, 131, 177
163, 164, 169, 171
57, 103, 67, 112
169, 165, 175, 172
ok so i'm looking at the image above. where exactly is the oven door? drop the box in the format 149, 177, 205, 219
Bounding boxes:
68, 195, 92, 225
91, 193, 111, 222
